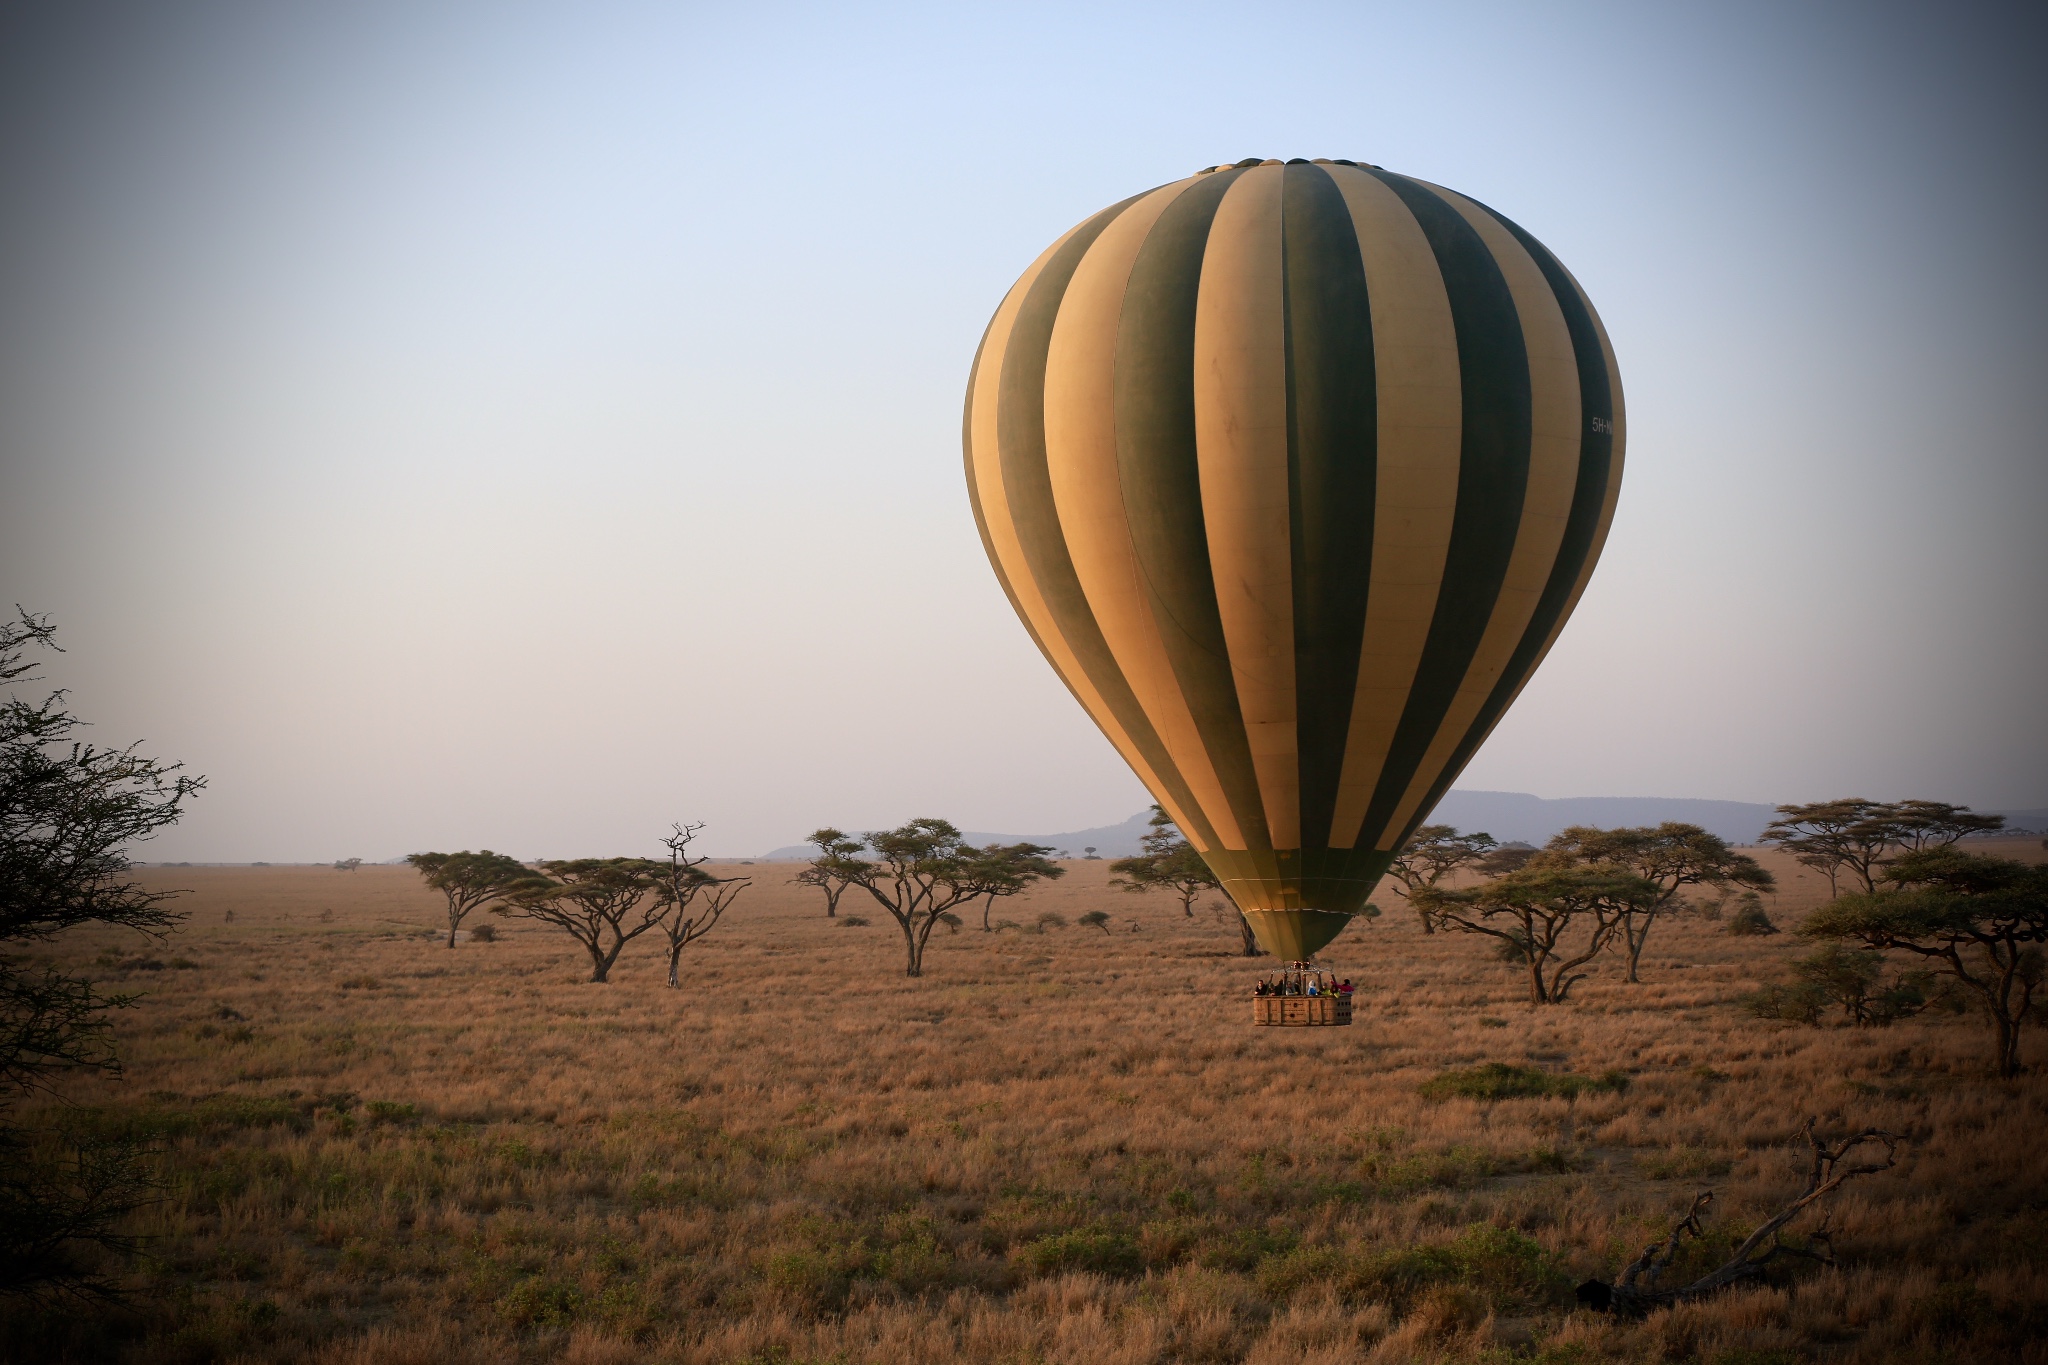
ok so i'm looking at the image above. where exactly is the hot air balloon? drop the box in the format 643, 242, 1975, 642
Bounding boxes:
964, 158, 1623, 964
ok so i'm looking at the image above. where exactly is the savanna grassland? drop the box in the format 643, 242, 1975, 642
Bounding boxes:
6, 840, 2046, 1365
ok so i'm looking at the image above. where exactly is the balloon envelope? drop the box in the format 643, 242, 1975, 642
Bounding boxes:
964, 158, 1624, 959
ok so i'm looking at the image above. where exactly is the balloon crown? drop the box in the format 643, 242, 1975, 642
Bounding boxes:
1197, 158, 1384, 173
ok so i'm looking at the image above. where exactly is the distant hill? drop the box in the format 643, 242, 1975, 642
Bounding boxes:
1429, 791, 1779, 845
759, 809, 1157, 861
758, 795, 2044, 859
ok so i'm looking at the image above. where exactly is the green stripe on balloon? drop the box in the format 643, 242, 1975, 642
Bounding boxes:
1353, 169, 1533, 850
1282, 161, 1379, 852
1114, 170, 1271, 851
1389, 201, 1621, 851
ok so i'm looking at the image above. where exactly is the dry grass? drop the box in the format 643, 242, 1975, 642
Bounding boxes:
4, 839, 2046, 1363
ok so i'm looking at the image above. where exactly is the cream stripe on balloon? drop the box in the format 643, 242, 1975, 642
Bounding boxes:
1318, 165, 1463, 849
1192, 165, 1299, 849
1042, 179, 1250, 850
1377, 182, 1583, 847
966, 225, 1206, 845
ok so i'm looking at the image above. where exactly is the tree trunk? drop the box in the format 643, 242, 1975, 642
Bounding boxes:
447, 917, 459, 949
1624, 915, 1647, 984
1994, 1011, 2020, 1078
666, 943, 684, 988
1237, 912, 1261, 957
982, 892, 995, 931
825, 885, 841, 918
902, 919, 923, 977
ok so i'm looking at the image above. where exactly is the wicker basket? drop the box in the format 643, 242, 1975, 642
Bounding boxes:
1251, 995, 1353, 1026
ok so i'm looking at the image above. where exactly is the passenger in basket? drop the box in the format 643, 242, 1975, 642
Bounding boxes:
1338, 979, 1354, 996
1306, 978, 1319, 996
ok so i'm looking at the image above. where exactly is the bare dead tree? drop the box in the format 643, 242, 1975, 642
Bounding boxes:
659, 823, 748, 988
1577, 1118, 1902, 1315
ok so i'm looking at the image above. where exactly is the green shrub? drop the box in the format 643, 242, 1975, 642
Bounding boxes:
1744, 944, 1957, 1028
763, 1249, 853, 1310
1418, 1063, 1628, 1102
1199, 1224, 1297, 1272
1020, 1227, 1143, 1278
1725, 895, 1778, 936
874, 1222, 952, 1294
1254, 1245, 1346, 1300
496, 1276, 580, 1327
1348, 1223, 1567, 1312
364, 1100, 418, 1125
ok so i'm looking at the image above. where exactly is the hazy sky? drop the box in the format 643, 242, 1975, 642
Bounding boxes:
2, 0, 2043, 861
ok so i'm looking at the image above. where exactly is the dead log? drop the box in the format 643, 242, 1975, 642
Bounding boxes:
1576, 1118, 1901, 1315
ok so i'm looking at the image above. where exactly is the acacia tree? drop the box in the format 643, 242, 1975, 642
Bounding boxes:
1761, 799, 1885, 898
1384, 825, 1499, 933
657, 824, 748, 988
1, 609, 204, 1295
1544, 823, 1775, 983
818, 818, 1061, 977
1108, 805, 1219, 917
795, 828, 861, 918
975, 840, 1063, 929
1765, 800, 2005, 899
406, 849, 530, 947
1889, 800, 2005, 853
496, 858, 673, 982
1419, 865, 1658, 1004
1803, 848, 2047, 1077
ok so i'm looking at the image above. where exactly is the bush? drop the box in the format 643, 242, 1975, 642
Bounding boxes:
1019, 1227, 1143, 1278
1078, 911, 1111, 932
1418, 1063, 1628, 1101
1744, 944, 1957, 1027
1329, 1224, 1566, 1311
838, 916, 870, 927
1033, 912, 1068, 931
467, 922, 497, 943
1742, 980, 1829, 1025
496, 1276, 580, 1327
1245, 1223, 1569, 1313
1725, 894, 1779, 936
1199, 1225, 1297, 1272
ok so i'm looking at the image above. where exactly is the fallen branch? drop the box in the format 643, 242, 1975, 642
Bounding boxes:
1577, 1118, 1901, 1314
